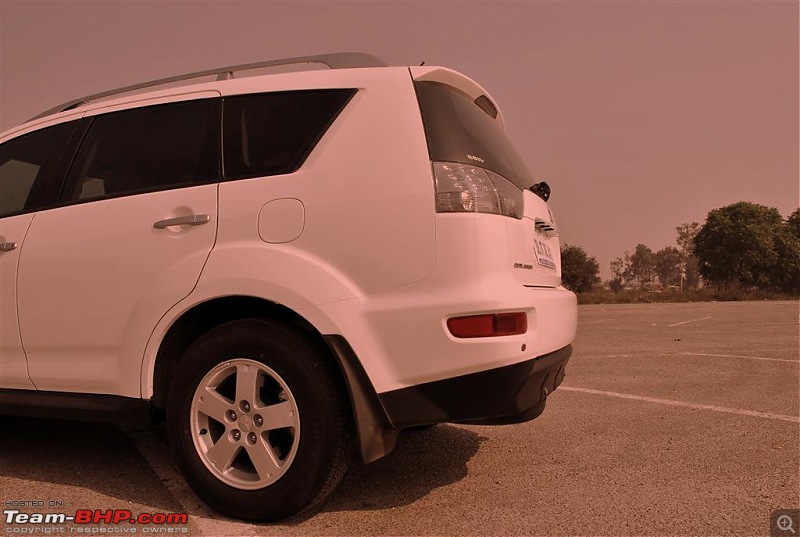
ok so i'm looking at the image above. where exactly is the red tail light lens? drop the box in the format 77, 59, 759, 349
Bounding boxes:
447, 312, 527, 338
433, 162, 523, 219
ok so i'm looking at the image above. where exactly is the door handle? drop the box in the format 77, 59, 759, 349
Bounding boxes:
0, 241, 18, 252
153, 214, 211, 229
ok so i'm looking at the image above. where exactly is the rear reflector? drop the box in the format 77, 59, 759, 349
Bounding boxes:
447, 312, 527, 338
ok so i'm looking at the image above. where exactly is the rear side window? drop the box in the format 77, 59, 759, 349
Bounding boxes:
223, 89, 355, 180
0, 122, 74, 217
415, 81, 534, 190
64, 98, 220, 201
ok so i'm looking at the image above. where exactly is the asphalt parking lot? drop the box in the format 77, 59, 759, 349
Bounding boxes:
1, 300, 798, 536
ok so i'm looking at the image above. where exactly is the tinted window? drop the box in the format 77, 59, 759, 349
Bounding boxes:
0, 122, 74, 217
65, 99, 220, 201
415, 81, 534, 190
223, 89, 355, 179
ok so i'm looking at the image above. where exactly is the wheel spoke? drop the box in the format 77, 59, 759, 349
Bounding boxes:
196, 388, 233, 424
206, 435, 240, 471
235, 363, 261, 405
246, 437, 282, 481
259, 400, 297, 431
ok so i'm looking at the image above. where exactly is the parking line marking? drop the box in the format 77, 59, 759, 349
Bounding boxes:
668, 316, 711, 327
577, 352, 798, 363
125, 428, 259, 537
576, 354, 637, 359
560, 386, 800, 423
680, 352, 799, 364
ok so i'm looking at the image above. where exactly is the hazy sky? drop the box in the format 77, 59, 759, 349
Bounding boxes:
1, 1, 797, 277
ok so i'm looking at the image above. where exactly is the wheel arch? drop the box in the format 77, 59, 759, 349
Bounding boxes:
146, 294, 398, 463
149, 295, 314, 409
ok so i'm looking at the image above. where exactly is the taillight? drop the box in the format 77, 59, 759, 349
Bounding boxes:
447, 312, 528, 338
433, 162, 523, 219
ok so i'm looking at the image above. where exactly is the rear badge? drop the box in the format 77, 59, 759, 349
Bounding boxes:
534, 238, 557, 270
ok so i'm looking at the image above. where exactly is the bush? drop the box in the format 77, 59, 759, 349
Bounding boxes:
576, 288, 796, 305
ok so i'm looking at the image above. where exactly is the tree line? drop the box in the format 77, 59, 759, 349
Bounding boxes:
561, 202, 800, 296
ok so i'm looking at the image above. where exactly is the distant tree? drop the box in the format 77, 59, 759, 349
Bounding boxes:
684, 255, 701, 289
787, 209, 800, 239
675, 221, 701, 290
561, 245, 600, 293
694, 202, 784, 289
609, 256, 625, 292
770, 220, 800, 294
610, 254, 631, 292
654, 246, 681, 288
610, 256, 625, 279
676, 222, 701, 254
608, 278, 623, 293
628, 243, 655, 289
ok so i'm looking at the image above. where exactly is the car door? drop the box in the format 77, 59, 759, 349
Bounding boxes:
0, 214, 35, 389
0, 120, 78, 390
17, 94, 221, 397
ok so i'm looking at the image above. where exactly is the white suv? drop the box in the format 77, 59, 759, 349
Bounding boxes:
0, 52, 577, 521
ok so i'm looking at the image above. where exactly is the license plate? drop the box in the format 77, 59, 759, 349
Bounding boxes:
534, 237, 556, 270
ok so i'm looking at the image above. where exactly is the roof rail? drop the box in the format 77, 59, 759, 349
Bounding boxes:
30, 52, 388, 121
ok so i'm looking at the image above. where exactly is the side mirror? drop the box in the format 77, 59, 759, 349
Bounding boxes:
529, 181, 551, 202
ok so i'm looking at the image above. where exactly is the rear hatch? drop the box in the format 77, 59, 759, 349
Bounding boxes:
411, 67, 562, 288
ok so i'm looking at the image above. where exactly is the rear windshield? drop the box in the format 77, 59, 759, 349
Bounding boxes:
414, 81, 534, 190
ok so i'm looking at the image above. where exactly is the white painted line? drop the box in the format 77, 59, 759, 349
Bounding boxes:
125, 428, 259, 537
560, 386, 800, 423
680, 352, 799, 364
667, 316, 712, 327
577, 352, 799, 364
575, 354, 637, 359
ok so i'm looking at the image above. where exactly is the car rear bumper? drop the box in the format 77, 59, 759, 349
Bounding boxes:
378, 344, 572, 427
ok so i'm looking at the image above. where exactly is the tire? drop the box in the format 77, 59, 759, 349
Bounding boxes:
166, 319, 353, 521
